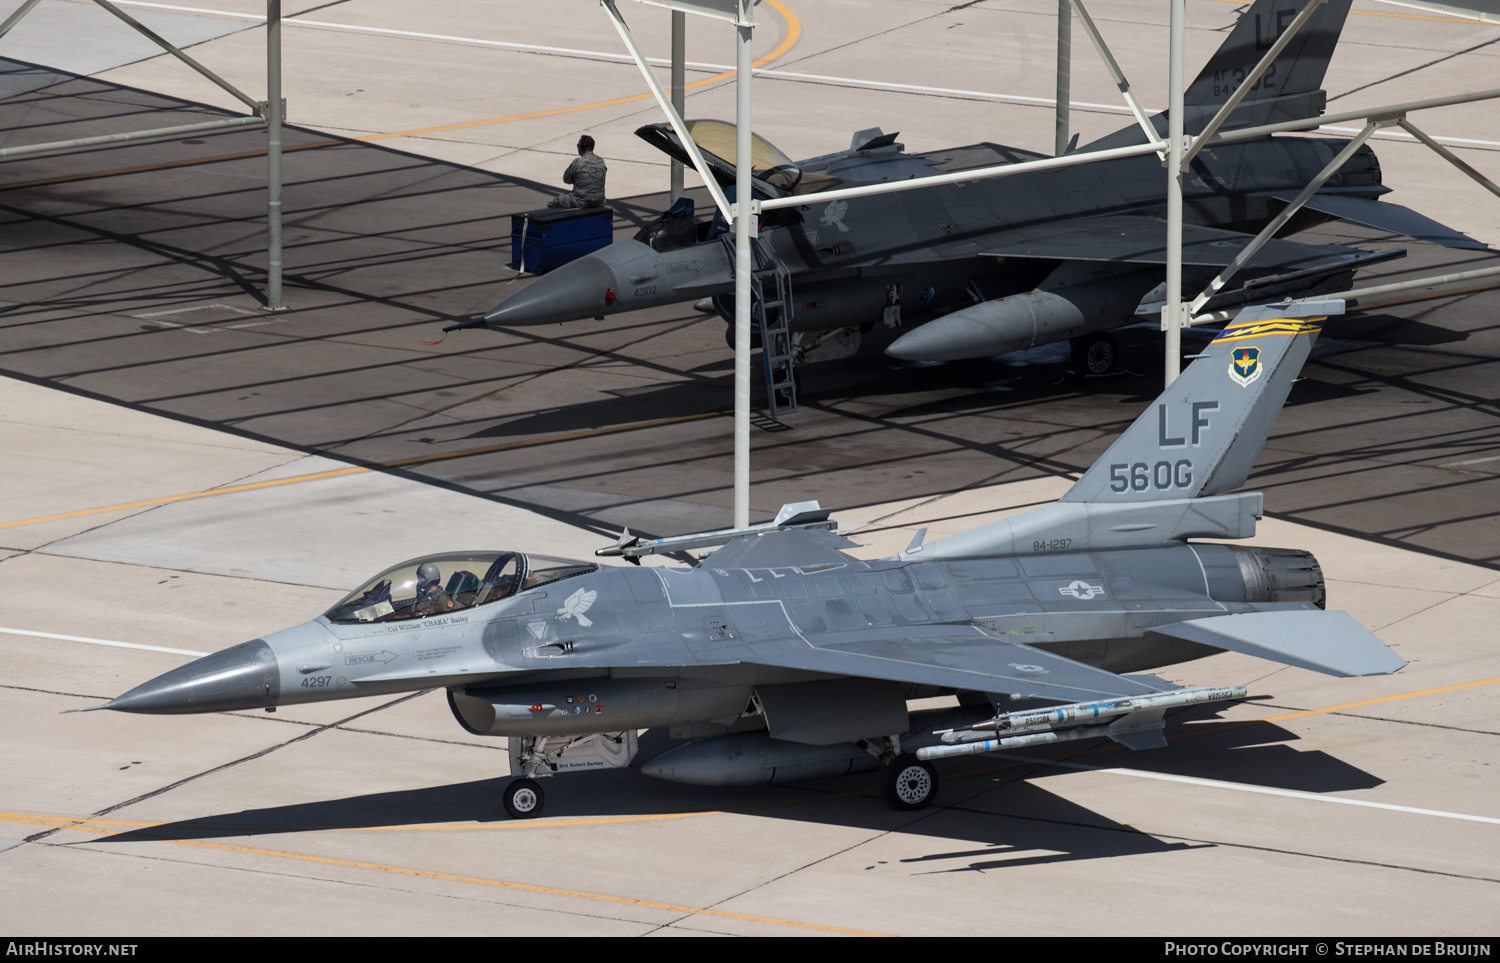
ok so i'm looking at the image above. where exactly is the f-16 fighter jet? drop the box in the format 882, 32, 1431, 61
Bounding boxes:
94, 299, 1404, 818
445, 0, 1482, 376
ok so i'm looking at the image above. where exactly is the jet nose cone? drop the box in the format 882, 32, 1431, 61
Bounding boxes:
106, 639, 280, 715
482, 255, 614, 327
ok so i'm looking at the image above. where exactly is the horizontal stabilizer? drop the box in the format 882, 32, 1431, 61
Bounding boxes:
1151, 609, 1407, 677
1275, 193, 1489, 250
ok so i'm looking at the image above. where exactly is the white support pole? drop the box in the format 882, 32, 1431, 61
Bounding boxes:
732, 0, 753, 529
0, 115, 264, 159
670, 10, 685, 201
90, 0, 263, 112
266, 0, 283, 310
1162, 0, 1186, 386
1294, 264, 1500, 305
1070, 0, 1160, 150
755, 86, 1500, 217
758, 140, 1162, 211
1188, 121, 1385, 315
1397, 118, 1500, 201
0, 0, 44, 41
1181, 0, 1326, 168
1055, 0, 1071, 157
601, 0, 732, 221
1205, 86, 1500, 146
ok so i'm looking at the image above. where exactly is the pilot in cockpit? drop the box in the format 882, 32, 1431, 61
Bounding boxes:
411, 562, 455, 617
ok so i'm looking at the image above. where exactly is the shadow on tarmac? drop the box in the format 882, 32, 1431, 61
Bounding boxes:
93, 707, 1379, 871
3, 62, 1499, 568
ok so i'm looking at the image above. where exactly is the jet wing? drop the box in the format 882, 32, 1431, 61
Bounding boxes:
1271, 192, 1488, 250
747, 624, 1176, 703
1150, 608, 1407, 677
971, 214, 1369, 268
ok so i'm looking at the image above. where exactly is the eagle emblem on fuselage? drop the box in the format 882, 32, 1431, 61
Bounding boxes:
820, 200, 850, 233
557, 587, 598, 627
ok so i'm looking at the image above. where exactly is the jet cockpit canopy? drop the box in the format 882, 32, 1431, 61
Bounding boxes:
324, 553, 597, 624
635, 119, 803, 194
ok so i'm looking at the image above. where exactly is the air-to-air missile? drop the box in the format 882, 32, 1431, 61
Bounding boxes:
444, 0, 1481, 378
92, 299, 1405, 818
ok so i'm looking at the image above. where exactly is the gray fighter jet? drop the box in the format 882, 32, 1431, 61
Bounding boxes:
95, 298, 1404, 818
446, 0, 1481, 378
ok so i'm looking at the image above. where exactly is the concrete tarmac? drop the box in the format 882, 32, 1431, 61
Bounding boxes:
1, 0, 1498, 937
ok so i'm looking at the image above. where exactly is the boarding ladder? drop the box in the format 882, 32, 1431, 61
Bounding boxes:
750, 236, 797, 416
718, 234, 798, 417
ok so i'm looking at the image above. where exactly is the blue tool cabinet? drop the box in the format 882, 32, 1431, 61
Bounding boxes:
509, 207, 614, 274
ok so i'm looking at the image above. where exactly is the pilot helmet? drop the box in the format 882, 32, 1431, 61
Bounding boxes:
416, 562, 442, 595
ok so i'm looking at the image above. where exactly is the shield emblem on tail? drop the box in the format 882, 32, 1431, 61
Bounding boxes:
1229, 346, 1262, 387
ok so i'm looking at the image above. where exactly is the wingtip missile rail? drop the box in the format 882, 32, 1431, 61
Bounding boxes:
595, 500, 836, 561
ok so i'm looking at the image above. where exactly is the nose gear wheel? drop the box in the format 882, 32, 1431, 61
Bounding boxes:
504, 778, 545, 819
881, 754, 938, 811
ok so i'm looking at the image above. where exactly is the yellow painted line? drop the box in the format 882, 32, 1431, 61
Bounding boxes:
350, 0, 801, 144
0, 0, 800, 192
1259, 674, 1500, 723
6, 813, 888, 935
12, 674, 1495, 839
0, 779, 876, 836
945, 672, 1500, 777
0, 408, 730, 530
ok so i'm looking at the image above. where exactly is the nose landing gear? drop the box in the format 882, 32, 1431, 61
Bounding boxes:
503, 778, 545, 819
881, 754, 939, 811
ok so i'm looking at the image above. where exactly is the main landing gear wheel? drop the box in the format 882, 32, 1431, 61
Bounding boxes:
1071, 333, 1119, 376
881, 754, 938, 811
504, 778, 545, 819
724, 322, 763, 351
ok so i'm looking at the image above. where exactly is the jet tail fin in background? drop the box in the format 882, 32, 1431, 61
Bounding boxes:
1181, 0, 1354, 133
1087, 0, 1354, 148
1061, 300, 1343, 504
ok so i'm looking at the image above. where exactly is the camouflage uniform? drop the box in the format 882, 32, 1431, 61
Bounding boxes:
550, 152, 607, 208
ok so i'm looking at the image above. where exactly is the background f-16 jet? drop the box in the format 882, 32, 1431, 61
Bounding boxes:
450, 0, 1484, 378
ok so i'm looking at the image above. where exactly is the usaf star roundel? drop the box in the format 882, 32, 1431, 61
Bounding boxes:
1229, 346, 1262, 387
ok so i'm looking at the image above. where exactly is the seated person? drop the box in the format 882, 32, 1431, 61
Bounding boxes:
549, 135, 606, 209
410, 562, 455, 617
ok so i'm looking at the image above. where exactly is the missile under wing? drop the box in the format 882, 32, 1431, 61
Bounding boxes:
96, 299, 1403, 818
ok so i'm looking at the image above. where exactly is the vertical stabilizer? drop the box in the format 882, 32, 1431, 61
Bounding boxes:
1086, 0, 1353, 148
1061, 300, 1342, 504
1182, 0, 1353, 133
